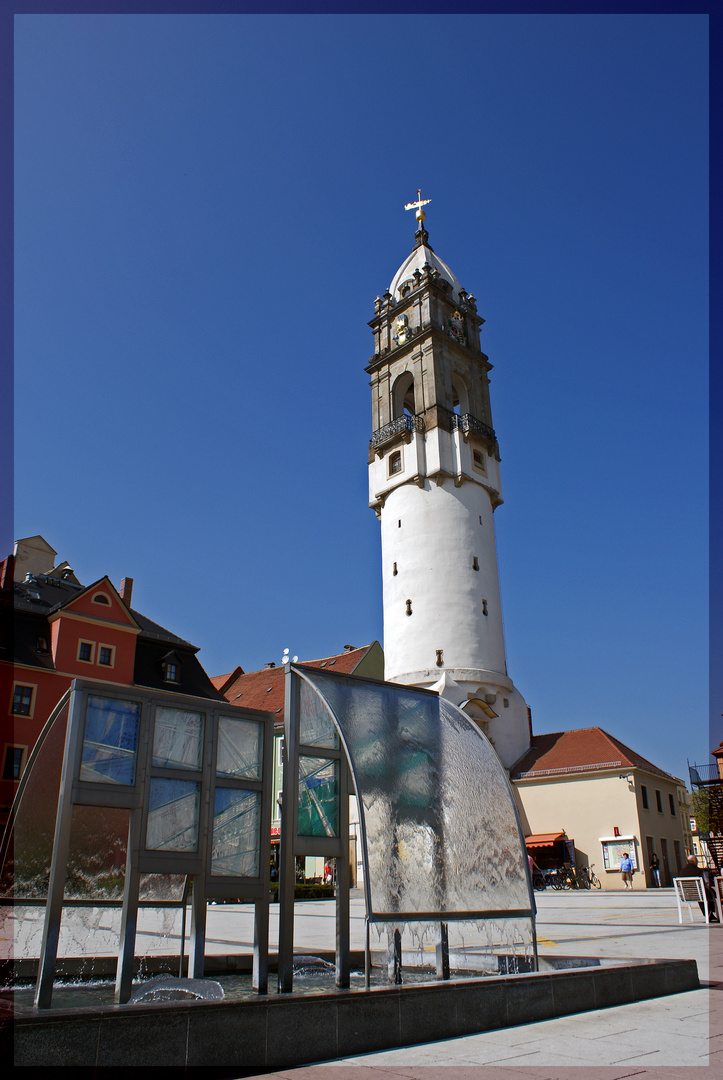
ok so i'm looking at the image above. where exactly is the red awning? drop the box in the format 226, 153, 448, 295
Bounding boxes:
525, 832, 566, 848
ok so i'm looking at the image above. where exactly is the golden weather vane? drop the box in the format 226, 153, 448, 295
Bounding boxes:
404, 189, 431, 223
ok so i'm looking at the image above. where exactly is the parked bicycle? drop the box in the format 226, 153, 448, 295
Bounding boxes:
576, 864, 601, 889
532, 872, 547, 891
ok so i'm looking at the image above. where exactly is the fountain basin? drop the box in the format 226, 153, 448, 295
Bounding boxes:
5, 955, 699, 1069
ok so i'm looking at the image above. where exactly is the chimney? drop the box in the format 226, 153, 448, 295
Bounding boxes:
0, 555, 14, 590
120, 577, 134, 608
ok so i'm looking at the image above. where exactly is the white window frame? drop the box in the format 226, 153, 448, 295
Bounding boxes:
11, 682, 37, 718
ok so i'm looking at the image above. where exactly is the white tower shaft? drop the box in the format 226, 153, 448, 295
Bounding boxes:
367, 219, 530, 769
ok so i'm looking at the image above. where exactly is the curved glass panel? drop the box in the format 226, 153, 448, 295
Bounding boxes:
299, 677, 338, 749
152, 706, 204, 770
0, 699, 69, 898
298, 670, 530, 919
211, 788, 261, 876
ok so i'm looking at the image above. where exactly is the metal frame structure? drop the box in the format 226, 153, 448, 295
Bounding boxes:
34, 679, 273, 1007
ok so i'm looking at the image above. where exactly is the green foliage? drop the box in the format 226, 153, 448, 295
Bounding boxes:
269, 882, 335, 901
689, 788, 711, 834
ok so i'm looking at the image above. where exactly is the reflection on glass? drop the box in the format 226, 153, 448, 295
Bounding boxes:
298, 756, 339, 837
80, 696, 141, 785
216, 717, 263, 779
146, 778, 201, 851
152, 707, 204, 770
300, 678, 339, 749
211, 788, 261, 877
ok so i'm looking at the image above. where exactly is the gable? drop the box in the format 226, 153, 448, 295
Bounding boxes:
54, 577, 140, 630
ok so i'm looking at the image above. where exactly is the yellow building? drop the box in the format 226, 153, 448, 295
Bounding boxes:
512, 728, 690, 890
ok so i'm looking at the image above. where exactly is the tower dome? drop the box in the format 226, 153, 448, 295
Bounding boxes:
388, 240, 464, 304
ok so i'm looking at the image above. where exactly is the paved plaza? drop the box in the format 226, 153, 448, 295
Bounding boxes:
232, 888, 722, 1079
8, 886, 722, 1075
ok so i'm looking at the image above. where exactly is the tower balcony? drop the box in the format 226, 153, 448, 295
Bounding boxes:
450, 412, 496, 443
689, 762, 723, 786
370, 414, 425, 453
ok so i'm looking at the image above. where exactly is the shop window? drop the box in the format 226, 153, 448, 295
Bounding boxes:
601, 838, 637, 871
11, 684, 35, 717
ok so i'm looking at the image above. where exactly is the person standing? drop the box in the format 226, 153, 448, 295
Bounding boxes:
620, 852, 634, 889
649, 852, 661, 887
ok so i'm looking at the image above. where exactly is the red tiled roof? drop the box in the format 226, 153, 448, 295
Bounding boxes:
512, 727, 677, 782
210, 667, 244, 695
218, 646, 375, 721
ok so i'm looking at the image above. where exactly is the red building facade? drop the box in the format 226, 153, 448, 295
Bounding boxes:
1, 536, 222, 830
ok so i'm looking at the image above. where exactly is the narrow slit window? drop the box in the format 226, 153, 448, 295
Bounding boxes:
472, 557, 479, 571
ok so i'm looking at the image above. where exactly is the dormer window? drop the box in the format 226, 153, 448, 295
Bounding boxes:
161, 652, 181, 683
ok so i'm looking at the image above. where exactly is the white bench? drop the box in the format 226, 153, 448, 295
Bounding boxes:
674, 877, 708, 923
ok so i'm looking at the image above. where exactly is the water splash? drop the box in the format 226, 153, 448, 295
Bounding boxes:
129, 974, 224, 1003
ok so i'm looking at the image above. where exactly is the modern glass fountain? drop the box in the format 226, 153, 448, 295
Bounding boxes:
0, 666, 536, 1008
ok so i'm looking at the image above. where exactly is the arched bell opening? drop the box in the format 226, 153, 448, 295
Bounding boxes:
451, 372, 470, 416
392, 371, 416, 419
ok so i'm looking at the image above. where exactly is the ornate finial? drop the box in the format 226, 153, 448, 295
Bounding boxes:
404, 189, 431, 224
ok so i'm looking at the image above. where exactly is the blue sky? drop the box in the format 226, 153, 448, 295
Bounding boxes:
11, 13, 709, 783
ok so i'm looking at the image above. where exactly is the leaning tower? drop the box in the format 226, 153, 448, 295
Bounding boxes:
366, 196, 531, 769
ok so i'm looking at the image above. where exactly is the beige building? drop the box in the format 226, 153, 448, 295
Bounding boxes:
512, 728, 691, 890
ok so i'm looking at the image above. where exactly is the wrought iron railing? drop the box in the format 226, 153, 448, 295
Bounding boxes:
370, 414, 425, 450
450, 412, 496, 442
689, 763, 722, 786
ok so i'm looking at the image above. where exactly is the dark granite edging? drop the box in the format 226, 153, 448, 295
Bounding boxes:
7, 957, 700, 1070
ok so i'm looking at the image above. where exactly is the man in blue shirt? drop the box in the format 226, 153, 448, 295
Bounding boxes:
620, 853, 634, 889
